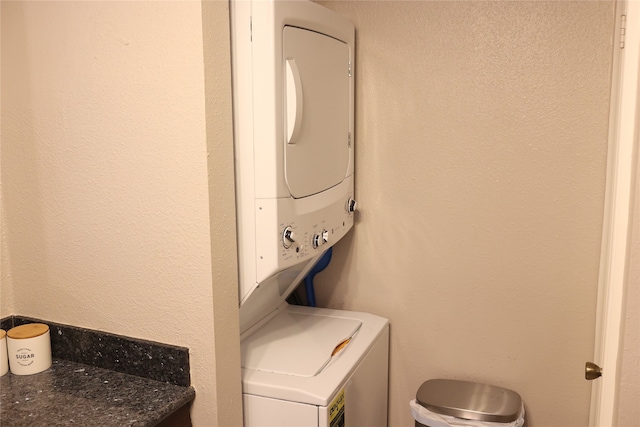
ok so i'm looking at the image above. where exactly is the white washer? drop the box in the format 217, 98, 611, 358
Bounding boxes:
242, 304, 389, 426
230, 1, 389, 425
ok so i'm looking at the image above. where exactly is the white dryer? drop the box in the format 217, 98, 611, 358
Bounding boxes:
230, 1, 389, 426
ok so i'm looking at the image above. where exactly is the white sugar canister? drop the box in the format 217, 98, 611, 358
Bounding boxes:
7, 323, 52, 375
0, 329, 8, 376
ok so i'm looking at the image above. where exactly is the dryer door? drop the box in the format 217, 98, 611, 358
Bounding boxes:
283, 26, 350, 199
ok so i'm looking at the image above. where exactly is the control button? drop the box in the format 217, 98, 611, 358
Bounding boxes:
282, 226, 296, 249
313, 230, 329, 249
347, 198, 357, 213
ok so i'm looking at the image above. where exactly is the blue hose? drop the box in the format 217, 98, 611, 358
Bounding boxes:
304, 247, 333, 307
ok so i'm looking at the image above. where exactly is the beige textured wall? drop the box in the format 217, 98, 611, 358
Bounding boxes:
316, 2, 614, 426
0, 1, 240, 425
0, 1, 11, 318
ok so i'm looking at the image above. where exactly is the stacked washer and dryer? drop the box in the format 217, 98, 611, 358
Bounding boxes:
230, 1, 389, 426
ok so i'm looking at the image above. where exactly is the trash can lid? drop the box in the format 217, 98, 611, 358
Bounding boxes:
416, 379, 522, 423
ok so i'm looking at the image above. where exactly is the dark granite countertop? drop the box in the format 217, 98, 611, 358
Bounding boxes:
0, 358, 195, 426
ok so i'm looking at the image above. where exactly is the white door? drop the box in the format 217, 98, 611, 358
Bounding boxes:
589, 1, 640, 425
283, 26, 351, 199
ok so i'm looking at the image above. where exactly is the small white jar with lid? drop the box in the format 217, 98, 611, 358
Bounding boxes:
7, 323, 52, 375
0, 329, 8, 376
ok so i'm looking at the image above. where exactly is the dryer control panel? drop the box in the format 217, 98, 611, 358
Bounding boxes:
252, 181, 355, 285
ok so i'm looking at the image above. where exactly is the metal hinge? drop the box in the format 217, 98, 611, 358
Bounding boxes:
348, 132, 352, 147
620, 14, 626, 49
348, 61, 352, 77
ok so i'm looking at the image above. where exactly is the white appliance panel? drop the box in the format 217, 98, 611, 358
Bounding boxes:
238, 252, 323, 334
243, 394, 318, 427
342, 329, 389, 426
253, 177, 354, 298
283, 26, 350, 198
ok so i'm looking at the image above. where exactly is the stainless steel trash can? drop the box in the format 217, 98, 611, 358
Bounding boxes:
411, 379, 524, 427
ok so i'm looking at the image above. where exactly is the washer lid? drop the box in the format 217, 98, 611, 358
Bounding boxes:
416, 379, 522, 423
241, 308, 361, 377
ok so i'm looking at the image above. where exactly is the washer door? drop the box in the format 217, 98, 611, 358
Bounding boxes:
283, 26, 351, 199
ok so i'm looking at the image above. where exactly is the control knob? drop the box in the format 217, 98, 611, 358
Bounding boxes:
347, 198, 357, 213
313, 229, 329, 249
282, 226, 296, 249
